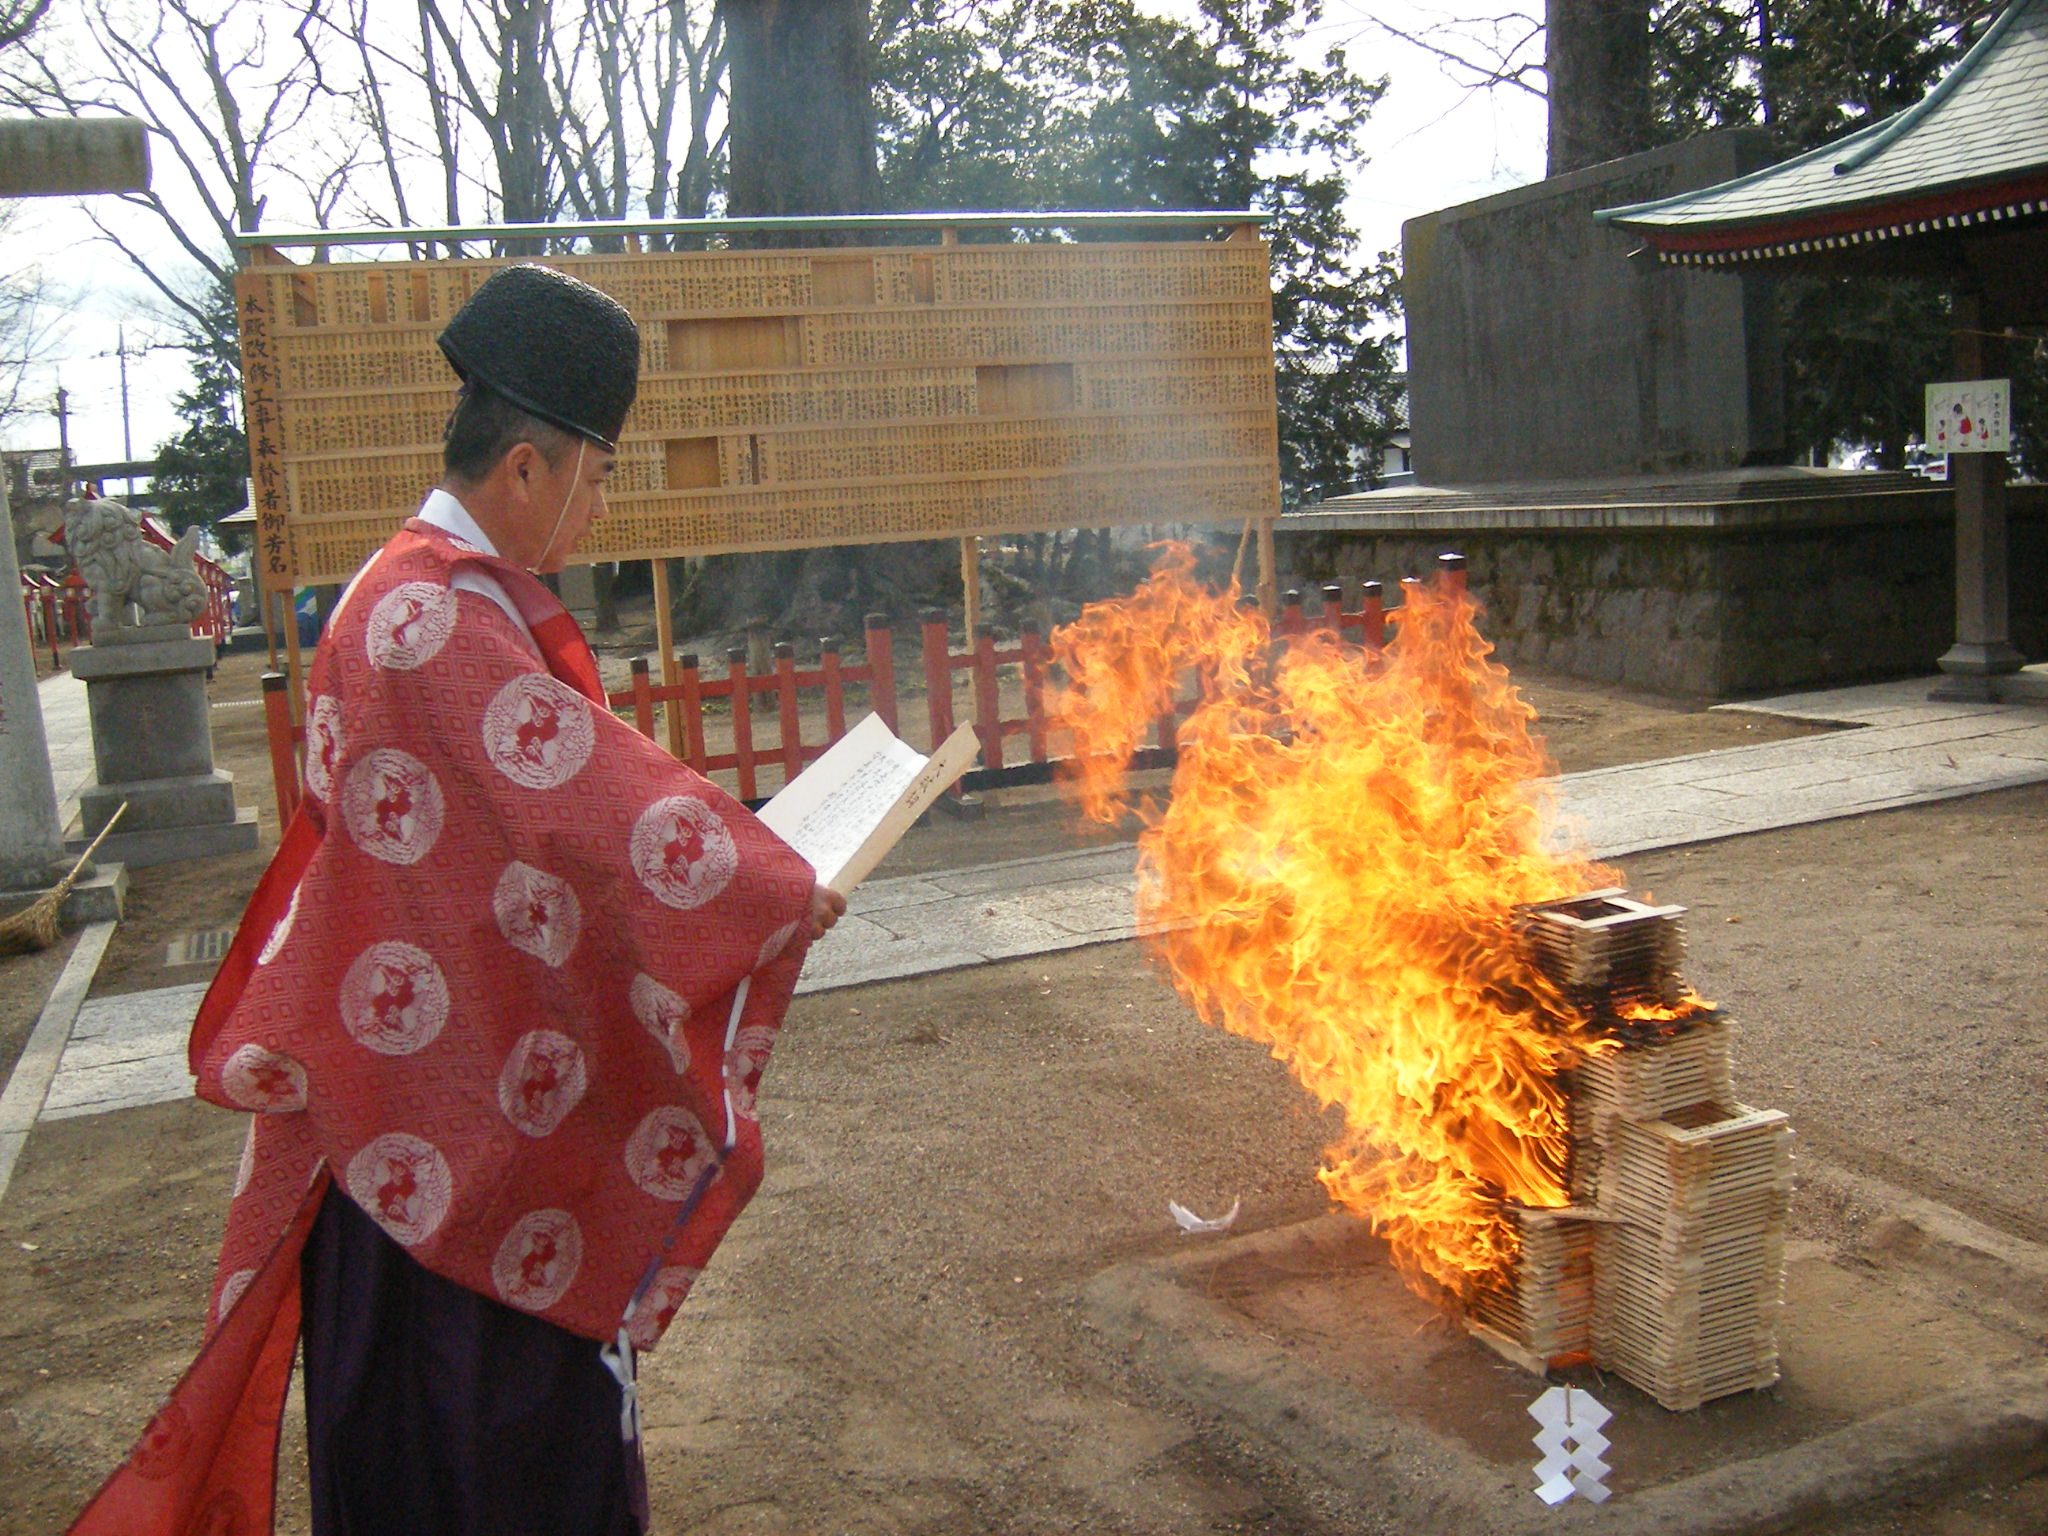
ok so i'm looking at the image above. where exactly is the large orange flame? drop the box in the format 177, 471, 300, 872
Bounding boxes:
1050, 545, 1621, 1303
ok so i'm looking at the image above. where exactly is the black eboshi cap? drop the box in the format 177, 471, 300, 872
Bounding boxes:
437, 264, 641, 452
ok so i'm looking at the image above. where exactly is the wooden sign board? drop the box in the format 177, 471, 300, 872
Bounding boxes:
236, 239, 1281, 591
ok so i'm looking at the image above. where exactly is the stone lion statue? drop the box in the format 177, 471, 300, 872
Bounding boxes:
62, 496, 208, 629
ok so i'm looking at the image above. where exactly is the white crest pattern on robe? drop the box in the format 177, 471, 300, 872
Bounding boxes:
726, 1023, 779, 1121
626, 1264, 702, 1350
482, 673, 597, 790
628, 972, 692, 1074
366, 581, 457, 670
215, 1267, 257, 1325
339, 941, 451, 1056
303, 695, 347, 804
220, 1044, 308, 1112
629, 795, 739, 910
346, 1132, 455, 1246
129, 1400, 195, 1479
492, 862, 584, 968
492, 1209, 583, 1312
496, 1029, 588, 1138
255, 883, 302, 968
624, 1105, 713, 1201
340, 748, 444, 865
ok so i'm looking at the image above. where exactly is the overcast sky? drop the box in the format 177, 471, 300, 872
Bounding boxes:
1, 0, 1548, 471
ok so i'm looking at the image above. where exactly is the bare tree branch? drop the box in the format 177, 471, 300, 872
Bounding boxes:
1353, 9, 1548, 98
0, 0, 50, 52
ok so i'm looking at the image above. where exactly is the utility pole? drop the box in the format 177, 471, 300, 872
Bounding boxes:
117, 325, 131, 460
95, 329, 177, 497
53, 382, 71, 499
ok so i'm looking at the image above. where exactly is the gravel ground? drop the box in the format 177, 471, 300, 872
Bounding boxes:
6, 649, 2045, 1535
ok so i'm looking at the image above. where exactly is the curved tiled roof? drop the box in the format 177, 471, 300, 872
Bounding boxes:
1595, 0, 2047, 262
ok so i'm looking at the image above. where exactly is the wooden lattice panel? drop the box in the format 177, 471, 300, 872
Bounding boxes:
236, 239, 1280, 590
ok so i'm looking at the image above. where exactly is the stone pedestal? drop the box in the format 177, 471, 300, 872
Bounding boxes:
0, 469, 122, 923
68, 625, 258, 867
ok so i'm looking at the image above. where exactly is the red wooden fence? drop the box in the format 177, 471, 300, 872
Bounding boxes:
609, 618, 898, 802
258, 556, 1467, 827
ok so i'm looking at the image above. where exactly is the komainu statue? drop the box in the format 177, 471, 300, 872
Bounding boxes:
62, 496, 208, 629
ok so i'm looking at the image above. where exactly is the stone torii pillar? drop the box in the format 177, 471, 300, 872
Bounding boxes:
0, 118, 148, 916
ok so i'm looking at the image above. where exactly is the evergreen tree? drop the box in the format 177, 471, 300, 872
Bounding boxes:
874, 0, 1404, 505
151, 278, 248, 535
1648, 0, 1759, 134
1760, 0, 1986, 468
1636, 0, 2019, 468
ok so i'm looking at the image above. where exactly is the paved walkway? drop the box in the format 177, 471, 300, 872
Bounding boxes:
8, 673, 2048, 1160
39, 667, 93, 834
1566, 677, 2048, 856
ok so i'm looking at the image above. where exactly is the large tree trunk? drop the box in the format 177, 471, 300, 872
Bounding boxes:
1545, 0, 1653, 176
701, 0, 887, 641
718, 0, 878, 243
495, 0, 555, 253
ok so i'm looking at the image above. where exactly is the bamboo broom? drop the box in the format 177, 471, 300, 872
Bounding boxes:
0, 803, 127, 956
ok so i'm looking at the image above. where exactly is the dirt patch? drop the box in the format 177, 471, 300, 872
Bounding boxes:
1133, 1218, 2039, 1513
0, 931, 78, 1089
6, 780, 2048, 1533
1628, 784, 2048, 1249
1513, 669, 1833, 773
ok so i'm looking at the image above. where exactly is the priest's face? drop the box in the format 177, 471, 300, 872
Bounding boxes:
525, 438, 616, 574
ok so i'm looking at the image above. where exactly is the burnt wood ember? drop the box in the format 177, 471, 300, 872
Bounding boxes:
1514, 889, 1687, 1010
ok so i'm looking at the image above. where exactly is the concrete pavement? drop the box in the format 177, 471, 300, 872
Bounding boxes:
5, 672, 2047, 1161
38, 666, 94, 836
1567, 676, 2048, 857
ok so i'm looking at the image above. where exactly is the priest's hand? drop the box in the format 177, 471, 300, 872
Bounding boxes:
809, 884, 846, 938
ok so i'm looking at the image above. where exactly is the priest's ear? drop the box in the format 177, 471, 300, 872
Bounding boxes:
501, 440, 549, 497
444, 386, 576, 488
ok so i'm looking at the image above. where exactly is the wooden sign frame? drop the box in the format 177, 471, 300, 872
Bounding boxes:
235, 228, 1281, 596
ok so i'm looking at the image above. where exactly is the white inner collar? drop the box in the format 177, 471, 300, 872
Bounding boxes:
417, 488, 500, 559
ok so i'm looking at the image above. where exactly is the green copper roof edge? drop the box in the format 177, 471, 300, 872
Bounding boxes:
1593, 0, 2032, 228
1834, 0, 2030, 174
232, 210, 1271, 251
1593, 121, 1887, 225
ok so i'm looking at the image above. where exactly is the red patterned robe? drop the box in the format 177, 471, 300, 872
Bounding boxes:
71, 521, 816, 1535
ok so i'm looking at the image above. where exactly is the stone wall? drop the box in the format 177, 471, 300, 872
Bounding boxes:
1403, 131, 1786, 486
1274, 483, 2048, 698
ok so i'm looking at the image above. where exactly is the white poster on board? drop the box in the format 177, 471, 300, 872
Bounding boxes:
1926, 378, 2011, 454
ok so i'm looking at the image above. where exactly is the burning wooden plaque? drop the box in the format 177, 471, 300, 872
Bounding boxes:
1470, 1205, 1597, 1368
1513, 889, 1687, 1010
1478, 894, 1793, 1412
234, 239, 1281, 592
